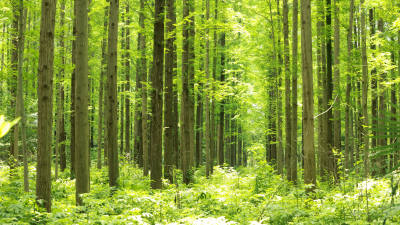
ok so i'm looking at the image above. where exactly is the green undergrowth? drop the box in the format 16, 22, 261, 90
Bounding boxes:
0, 162, 399, 224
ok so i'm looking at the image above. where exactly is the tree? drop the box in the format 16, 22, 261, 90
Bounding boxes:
97, 6, 109, 170
164, 0, 177, 183
360, 0, 369, 177
290, 0, 298, 184
301, 0, 316, 190
75, 0, 90, 205
333, 0, 341, 176
283, 0, 290, 177
150, 0, 165, 189
106, 0, 120, 187
36, 0, 57, 212
124, 3, 131, 158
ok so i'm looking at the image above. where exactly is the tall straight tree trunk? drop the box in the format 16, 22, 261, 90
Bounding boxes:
205, 0, 211, 176
106, 0, 120, 187
326, 0, 334, 176
133, 4, 143, 167
369, 9, 377, 157
36, 0, 56, 212
150, 0, 165, 189
397, 31, 400, 165
345, 0, 354, 170
332, 0, 341, 180
140, 0, 149, 175
124, 3, 131, 158
164, 0, 177, 183
360, 0, 369, 177
210, 0, 218, 172
97, 6, 109, 169
10, 0, 19, 168
301, 0, 316, 190
283, 0, 290, 177
377, 19, 386, 175
218, 29, 226, 166
290, 0, 298, 184
188, 0, 196, 169
182, 0, 192, 183
75, 0, 90, 205
70, 2, 77, 178
56, 0, 66, 179
276, 0, 283, 174
16, 0, 28, 191
195, 86, 203, 167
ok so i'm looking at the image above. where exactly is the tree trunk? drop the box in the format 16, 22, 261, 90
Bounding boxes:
150, 0, 165, 189
345, 0, 354, 170
75, 0, 90, 205
301, 0, 316, 191
164, 0, 177, 183
140, 0, 149, 175
283, 0, 290, 177
106, 0, 120, 187
360, 0, 369, 177
36, 0, 56, 212
290, 0, 298, 184
70, 2, 77, 179
97, 6, 109, 170
125, 3, 131, 158
195, 85, 203, 167
333, 0, 341, 180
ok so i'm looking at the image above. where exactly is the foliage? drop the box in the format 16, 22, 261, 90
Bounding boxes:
0, 163, 399, 224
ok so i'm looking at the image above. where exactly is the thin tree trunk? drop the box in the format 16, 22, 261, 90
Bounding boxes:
70, 2, 77, 178
345, 0, 354, 170
283, 0, 290, 177
125, 3, 131, 158
140, 0, 149, 175
360, 0, 369, 178
290, 0, 298, 184
106, 0, 120, 187
333, 0, 341, 180
301, 0, 316, 191
150, 0, 165, 189
97, 6, 109, 169
164, 0, 177, 183
36, 0, 56, 212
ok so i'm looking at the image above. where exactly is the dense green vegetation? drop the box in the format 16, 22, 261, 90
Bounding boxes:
2, 0, 400, 223
1, 164, 400, 224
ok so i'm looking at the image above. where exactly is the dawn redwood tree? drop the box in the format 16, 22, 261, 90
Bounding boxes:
290, 0, 298, 183
150, 0, 165, 189
360, 0, 369, 177
164, 0, 177, 183
97, 6, 109, 169
106, 0, 120, 187
36, 0, 56, 212
283, 0, 290, 177
301, 0, 316, 190
75, 0, 90, 205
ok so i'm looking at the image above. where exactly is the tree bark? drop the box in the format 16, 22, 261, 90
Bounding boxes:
150, 0, 165, 189
345, 0, 354, 170
75, 0, 90, 205
125, 3, 131, 158
283, 0, 290, 177
164, 0, 177, 183
97, 6, 109, 169
360, 0, 369, 178
36, 0, 56, 212
106, 0, 120, 187
290, 0, 298, 184
301, 0, 316, 191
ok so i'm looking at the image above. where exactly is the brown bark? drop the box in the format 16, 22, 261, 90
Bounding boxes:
283, 0, 290, 177
290, 0, 298, 184
164, 0, 177, 183
301, 0, 316, 190
106, 0, 120, 187
125, 3, 131, 158
36, 0, 56, 212
360, 0, 369, 177
150, 0, 165, 189
97, 6, 109, 170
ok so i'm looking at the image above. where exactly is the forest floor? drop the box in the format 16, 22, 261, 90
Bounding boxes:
0, 161, 400, 224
